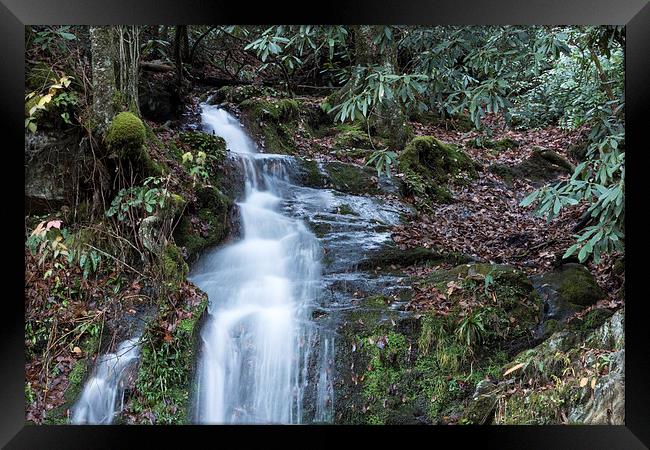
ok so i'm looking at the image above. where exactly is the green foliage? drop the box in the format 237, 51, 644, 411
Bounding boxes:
25, 75, 75, 133
366, 149, 397, 177
106, 177, 172, 223
29, 26, 77, 53
455, 310, 487, 347
26, 220, 102, 279
517, 26, 624, 264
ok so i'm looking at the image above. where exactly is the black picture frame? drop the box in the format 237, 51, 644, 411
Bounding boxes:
2, 1, 649, 448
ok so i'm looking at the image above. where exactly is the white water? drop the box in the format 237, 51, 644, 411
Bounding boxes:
70, 336, 141, 424
191, 105, 328, 424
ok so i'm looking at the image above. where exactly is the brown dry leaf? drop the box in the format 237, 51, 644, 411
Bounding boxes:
503, 362, 525, 376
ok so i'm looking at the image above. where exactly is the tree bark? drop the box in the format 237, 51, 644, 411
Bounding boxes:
89, 26, 117, 132
90, 25, 141, 131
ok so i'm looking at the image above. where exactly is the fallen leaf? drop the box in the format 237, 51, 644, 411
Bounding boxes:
504, 362, 525, 376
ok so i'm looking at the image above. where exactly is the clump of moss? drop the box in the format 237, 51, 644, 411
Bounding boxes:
398, 136, 478, 203
324, 161, 381, 195
333, 123, 372, 149
468, 136, 519, 152
106, 112, 146, 156
238, 97, 301, 154
557, 266, 604, 307
160, 243, 189, 290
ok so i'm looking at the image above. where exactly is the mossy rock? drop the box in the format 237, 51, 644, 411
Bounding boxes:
468, 136, 519, 151
533, 263, 604, 311
358, 244, 472, 271
333, 261, 541, 425
398, 136, 478, 203
238, 97, 301, 154
295, 158, 328, 187
174, 186, 234, 262
106, 112, 146, 156
132, 290, 209, 424
333, 123, 372, 149
491, 148, 574, 186
323, 161, 381, 195
159, 243, 189, 291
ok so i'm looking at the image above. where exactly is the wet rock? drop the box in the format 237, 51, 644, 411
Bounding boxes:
357, 244, 472, 271
532, 263, 605, 327
462, 379, 502, 424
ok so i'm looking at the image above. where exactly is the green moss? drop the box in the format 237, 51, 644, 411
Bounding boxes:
106, 112, 146, 155
324, 161, 380, 195
160, 243, 189, 290
132, 291, 208, 424
238, 97, 301, 154
334, 260, 541, 425
557, 266, 604, 307
358, 244, 470, 271
174, 186, 233, 261
398, 136, 478, 203
336, 204, 357, 215
296, 158, 328, 187
333, 123, 372, 149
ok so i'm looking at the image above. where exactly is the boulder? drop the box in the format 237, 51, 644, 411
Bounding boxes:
398, 136, 478, 203
532, 263, 605, 327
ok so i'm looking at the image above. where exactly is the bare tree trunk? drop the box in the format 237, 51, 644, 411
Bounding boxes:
90, 25, 141, 131
89, 26, 117, 132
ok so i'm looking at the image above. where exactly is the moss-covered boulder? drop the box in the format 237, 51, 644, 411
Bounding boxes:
294, 158, 387, 195
531, 263, 604, 329
105, 112, 165, 176
174, 185, 234, 262
324, 161, 381, 195
398, 136, 478, 203
238, 97, 301, 154
333, 123, 372, 149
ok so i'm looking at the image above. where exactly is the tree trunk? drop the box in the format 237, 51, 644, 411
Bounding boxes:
89, 26, 117, 132
90, 25, 141, 132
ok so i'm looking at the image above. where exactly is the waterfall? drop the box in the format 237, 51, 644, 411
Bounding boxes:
70, 336, 141, 424
190, 105, 330, 424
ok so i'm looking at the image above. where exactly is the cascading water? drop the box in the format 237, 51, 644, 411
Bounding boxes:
190, 105, 331, 424
70, 336, 141, 424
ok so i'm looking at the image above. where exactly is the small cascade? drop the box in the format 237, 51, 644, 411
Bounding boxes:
70, 336, 141, 424
191, 105, 331, 424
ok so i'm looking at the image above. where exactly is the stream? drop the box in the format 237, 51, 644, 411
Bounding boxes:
71, 103, 410, 424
